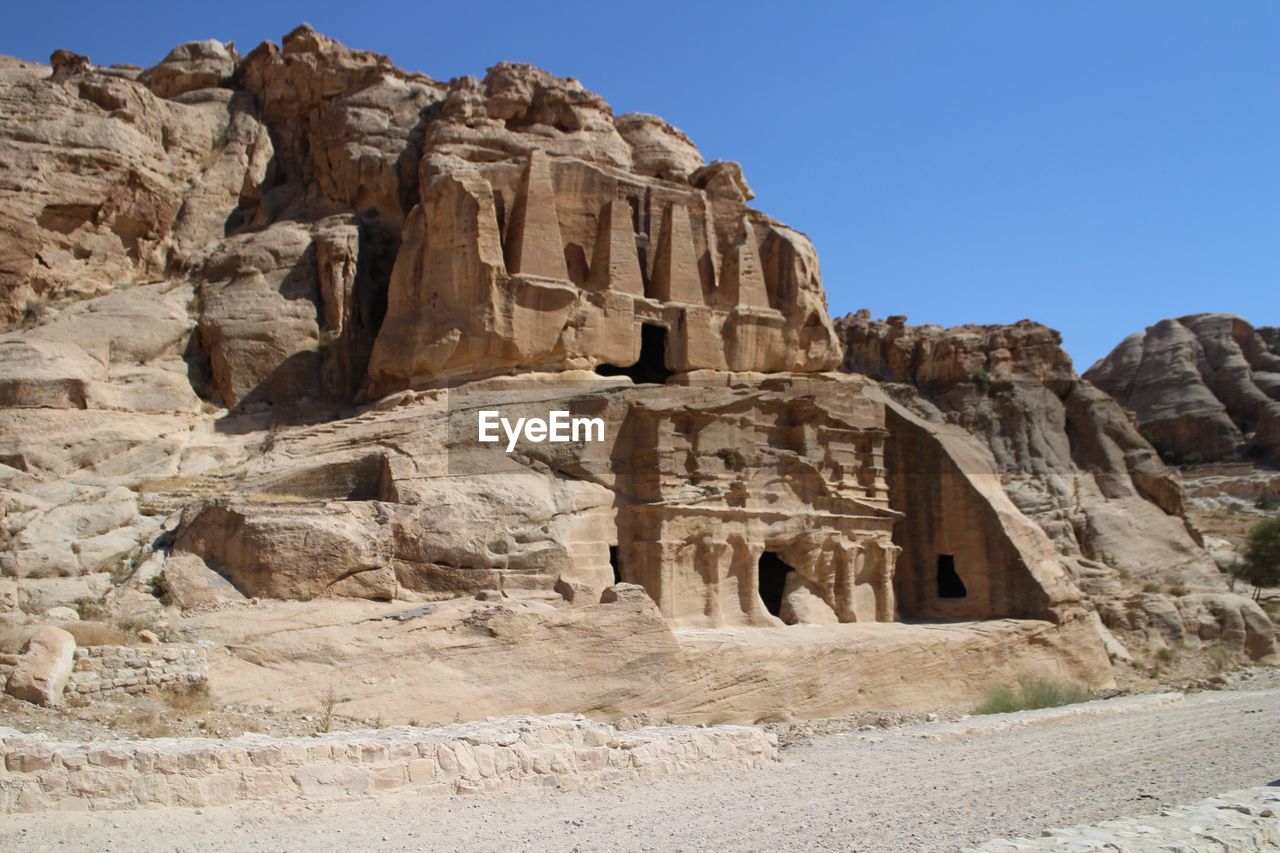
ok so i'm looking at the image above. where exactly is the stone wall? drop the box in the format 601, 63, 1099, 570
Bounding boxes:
0, 715, 777, 813
65, 644, 208, 699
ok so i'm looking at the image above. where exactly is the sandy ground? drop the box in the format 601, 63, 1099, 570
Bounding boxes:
2, 689, 1278, 852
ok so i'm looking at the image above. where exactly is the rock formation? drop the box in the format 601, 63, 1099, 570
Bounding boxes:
5, 625, 75, 706
837, 312, 1275, 660
1084, 314, 1280, 464
18, 25, 1276, 723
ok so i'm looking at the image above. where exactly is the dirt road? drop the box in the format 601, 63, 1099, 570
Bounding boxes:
3, 689, 1278, 851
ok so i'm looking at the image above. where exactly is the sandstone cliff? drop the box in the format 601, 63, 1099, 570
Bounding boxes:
1, 26, 1270, 723
837, 312, 1275, 660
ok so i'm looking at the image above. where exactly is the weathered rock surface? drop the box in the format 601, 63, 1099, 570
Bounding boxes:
0, 714, 776, 813
0, 26, 1146, 725
838, 313, 1215, 586
1085, 314, 1280, 464
976, 785, 1280, 851
0, 53, 270, 328
4, 626, 75, 706
138, 40, 237, 99
837, 313, 1275, 660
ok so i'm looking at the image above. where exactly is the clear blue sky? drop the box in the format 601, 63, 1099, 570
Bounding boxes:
4, 1, 1276, 371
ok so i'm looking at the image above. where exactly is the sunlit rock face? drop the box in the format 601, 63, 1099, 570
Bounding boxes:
0, 26, 1139, 727
1085, 313, 1280, 466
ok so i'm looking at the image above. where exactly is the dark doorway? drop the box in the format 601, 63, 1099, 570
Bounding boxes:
595, 323, 672, 385
936, 554, 967, 598
609, 545, 621, 585
758, 551, 793, 617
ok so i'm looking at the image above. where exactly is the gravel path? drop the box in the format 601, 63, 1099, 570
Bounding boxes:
3, 689, 1278, 852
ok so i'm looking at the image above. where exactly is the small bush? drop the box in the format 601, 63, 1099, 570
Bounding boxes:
75, 597, 109, 621
716, 448, 745, 471
1205, 642, 1231, 672
150, 571, 175, 607
972, 368, 993, 396
117, 615, 180, 643
1141, 581, 1161, 594
1256, 493, 1278, 512
160, 681, 213, 715
974, 684, 1019, 715
317, 686, 339, 734
111, 553, 141, 586
1166, 581, 1188, 597
1155, 646, 1178, 665
119, 706, 173, 739
20, 299, 47, 328
974, 675, 1091, 715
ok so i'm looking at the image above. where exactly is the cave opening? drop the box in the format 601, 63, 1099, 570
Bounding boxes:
595, 323, 672, 385
757, 551, 793, 618
609, 545, 621, 585
936, 554, 967, 598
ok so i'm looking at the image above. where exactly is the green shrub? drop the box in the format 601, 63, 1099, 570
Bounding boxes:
972, 368, 992, 396
1166, 581, 1188, 597
973, 675, 1091, 715
1141, 581, 1161, 594
1235, 517, 1280, 600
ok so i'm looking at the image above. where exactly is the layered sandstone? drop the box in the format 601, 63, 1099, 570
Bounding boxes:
0, 715, 777, 813
1084, 314, 1280, 464
837, 312, 1275, 660
0, 25, 1194, 725
838, 312, 1214, 586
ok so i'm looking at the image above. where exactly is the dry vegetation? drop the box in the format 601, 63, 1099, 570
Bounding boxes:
973, 675, 1092, 715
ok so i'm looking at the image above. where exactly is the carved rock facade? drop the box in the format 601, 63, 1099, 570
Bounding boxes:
0, 28, 1125, 721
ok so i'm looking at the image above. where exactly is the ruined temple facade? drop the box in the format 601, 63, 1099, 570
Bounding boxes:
612, 384, 898, 627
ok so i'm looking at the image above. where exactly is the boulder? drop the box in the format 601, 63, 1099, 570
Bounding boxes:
161, 553, 248, 610
15, 574, 113, 613
5, 625, 76, 706
600, 583, 653, 606
139, 40, 236, 98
